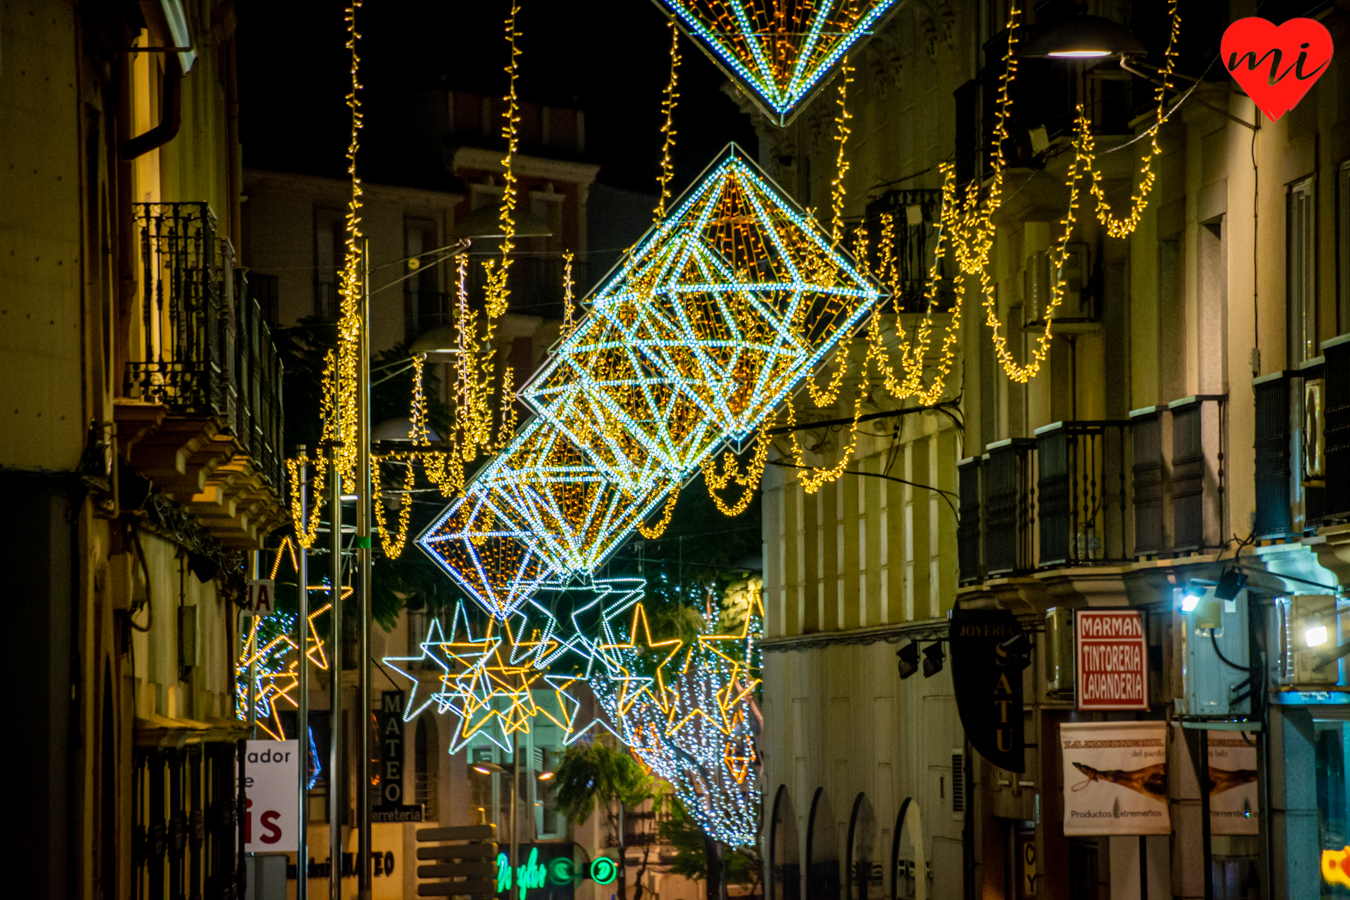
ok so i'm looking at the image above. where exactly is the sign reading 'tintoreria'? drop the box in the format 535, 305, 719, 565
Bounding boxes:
1075, 610, 1149, 711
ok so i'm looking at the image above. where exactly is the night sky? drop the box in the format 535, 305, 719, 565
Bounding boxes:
236, 0, 759, 196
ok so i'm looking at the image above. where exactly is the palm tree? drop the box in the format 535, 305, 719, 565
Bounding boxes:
554, 737, 653, 900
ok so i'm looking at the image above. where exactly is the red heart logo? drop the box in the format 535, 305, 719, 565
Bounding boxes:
1221, 17, 1334, 121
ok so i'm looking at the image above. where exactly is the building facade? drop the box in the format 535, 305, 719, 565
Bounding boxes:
2, 1, 285, 898
753, 1, 1350, 898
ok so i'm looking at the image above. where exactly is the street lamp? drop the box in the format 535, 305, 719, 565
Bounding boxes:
471, 759, 520, 874
1020, 15, 1147, 59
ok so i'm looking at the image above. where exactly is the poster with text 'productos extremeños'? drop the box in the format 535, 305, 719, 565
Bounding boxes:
1061, 721, 1170, 836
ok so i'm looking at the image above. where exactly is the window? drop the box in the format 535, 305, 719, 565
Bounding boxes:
770, 786, 801, 900
249, 273, 280, 325
1289, 177, 1317, 365
313, 207, 344, 321
846, 793, 880, 900
404, 217, 442, 342
415, 716, 439, 821
1338, 160, 1349, 333
951, 750, 966, 815
806, 788, 841, 900
1317, 720, 1350, 899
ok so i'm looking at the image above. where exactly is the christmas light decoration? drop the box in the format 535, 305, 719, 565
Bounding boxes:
654, 19, 682, 222
383, 600, 583, 753
333, 0, 365, 493
520, 146, 880, 492
587, 582, 763, 847
419, 146, 880, 616
655, 0, 901, 125
829, 58, 853, 247
482, 1, 523, 320
234, 603, 331, 740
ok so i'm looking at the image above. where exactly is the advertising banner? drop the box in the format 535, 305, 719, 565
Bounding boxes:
1204, 730, 1260, 835
243, 739, 298, 852
1060, 721, 1169, 835
1075, 610, 1149, 710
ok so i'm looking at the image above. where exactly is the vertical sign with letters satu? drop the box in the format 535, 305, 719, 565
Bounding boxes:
243, 740, 298, 852
1075, 610, 1149, 711
949, 606, 1026, 772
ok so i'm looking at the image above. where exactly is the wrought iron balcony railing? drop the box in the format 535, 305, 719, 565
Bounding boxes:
958, 397, 1228, 586
125, 202, 284, 489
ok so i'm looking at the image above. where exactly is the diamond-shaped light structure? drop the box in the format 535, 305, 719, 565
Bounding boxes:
420, 145, 878, 619
523, 146, 879, 493
654, 0, 902, 125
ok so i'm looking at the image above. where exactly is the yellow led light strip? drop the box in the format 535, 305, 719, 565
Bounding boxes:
483, 1, 522, 320
654, 19, 682, 223
333, 0, 365, 492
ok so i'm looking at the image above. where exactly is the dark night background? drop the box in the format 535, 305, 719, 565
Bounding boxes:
236, 0, 759, 196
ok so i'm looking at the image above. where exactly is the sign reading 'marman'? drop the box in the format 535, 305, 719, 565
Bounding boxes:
1076, 610, 1149, 711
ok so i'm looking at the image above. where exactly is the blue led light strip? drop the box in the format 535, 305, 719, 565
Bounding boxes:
654, 0, 902, 125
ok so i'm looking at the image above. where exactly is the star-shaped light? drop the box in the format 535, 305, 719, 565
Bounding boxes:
655, 0, 902, 125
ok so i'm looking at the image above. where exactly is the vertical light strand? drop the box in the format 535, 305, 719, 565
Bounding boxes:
483, 1, 522, 320
829, 57, 854, 247
654, 19, 682, 223
334, 0, 365, 492
561, 249, 576, 337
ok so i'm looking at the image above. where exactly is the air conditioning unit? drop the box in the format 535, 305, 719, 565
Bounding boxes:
1024, 243, 1093, 326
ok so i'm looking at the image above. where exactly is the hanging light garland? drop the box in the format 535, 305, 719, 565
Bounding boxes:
483, 1, 523, 320
654, 19, 683, 223
829, 58, 853, 248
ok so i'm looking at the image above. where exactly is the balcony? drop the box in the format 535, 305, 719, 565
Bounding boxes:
1253, 335, 1350, 541
958, 397, 1228, 587
117, 202, 286, 550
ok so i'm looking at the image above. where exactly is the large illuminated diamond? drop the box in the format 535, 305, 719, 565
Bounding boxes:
418, 419, 676, 618
523, 146, 879, 493
654, 0, 902, 125
421, 146, 878, 619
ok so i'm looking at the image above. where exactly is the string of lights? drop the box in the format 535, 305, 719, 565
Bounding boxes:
483, 1, 523, 320
654, 19, 682, 223
654, 0, 900, 125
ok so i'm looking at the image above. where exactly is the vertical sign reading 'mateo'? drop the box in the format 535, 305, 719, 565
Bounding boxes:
1076, 610, 1148, 710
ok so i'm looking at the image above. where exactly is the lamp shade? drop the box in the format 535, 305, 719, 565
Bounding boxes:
1021, 15, 1147, 59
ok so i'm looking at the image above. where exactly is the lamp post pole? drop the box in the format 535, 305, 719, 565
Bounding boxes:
357, 240, 373, 900
297, 451, 310, 900
328, 453, 342, 900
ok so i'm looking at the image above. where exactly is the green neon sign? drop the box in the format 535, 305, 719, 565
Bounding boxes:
495, 848, 547, 899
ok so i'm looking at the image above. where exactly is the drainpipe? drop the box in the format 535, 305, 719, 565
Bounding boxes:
122, 54, 182, 160
225, 35, 243, 256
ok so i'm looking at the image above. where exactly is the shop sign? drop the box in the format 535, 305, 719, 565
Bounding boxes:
245, 579, 275, 615
1075, 610, 1149, 710
950, 606, 1026, 772
1205, 731, 1259, 836
1060, 721, 1169, 835
489, 843, 607, 899
373, 690, 423, 822
243, 739, 298, 851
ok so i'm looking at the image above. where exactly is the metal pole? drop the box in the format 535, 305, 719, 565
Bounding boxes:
297, 450, 310, 900
510, 752, 518, 878
357, 238, 373, 899
247, 550, 258, 738
330, 455, 343, 900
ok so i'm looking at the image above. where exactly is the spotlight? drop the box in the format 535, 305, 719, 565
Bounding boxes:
188, 551, 220, 583
1214, 570, 1248, 601
897, 642, 920, 679
922, 643, 946, 678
